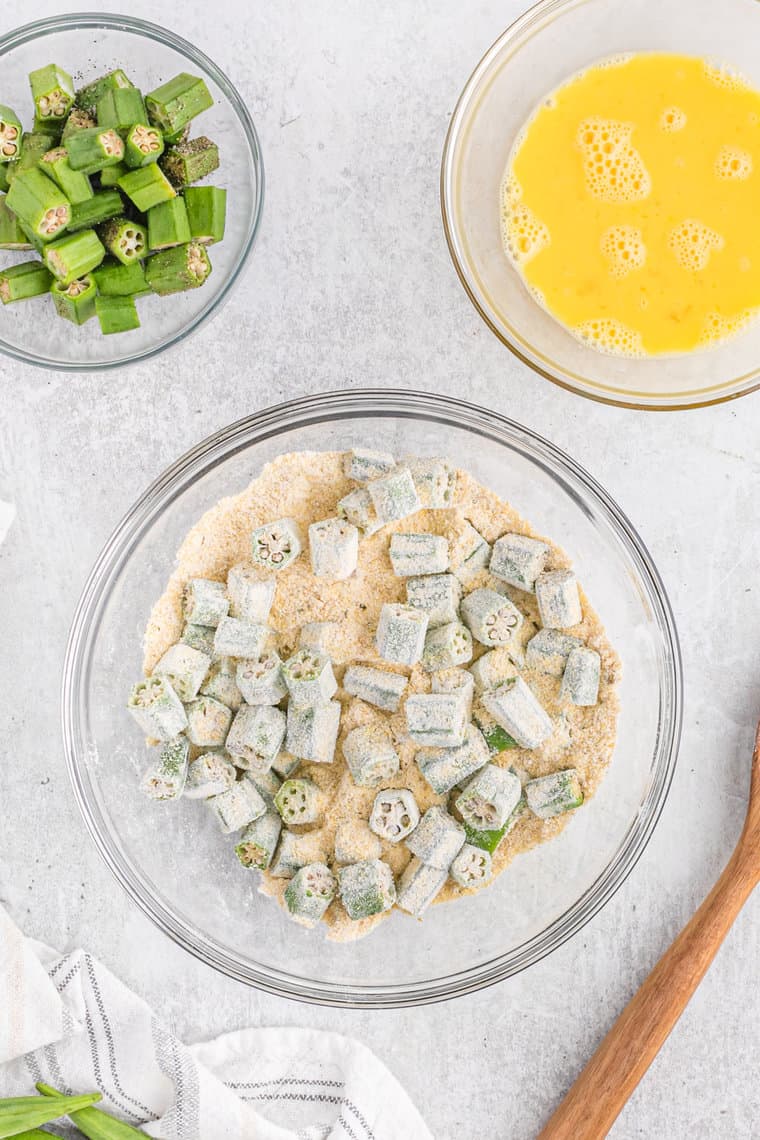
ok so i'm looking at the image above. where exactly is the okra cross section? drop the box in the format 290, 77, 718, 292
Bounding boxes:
152, 640, 211, 702
124, 122, 165, 169
455, 764, 523, 831
29, 63, 75, 124
101, 216, 148, 265
226, 704, 287, 772
282, 649, 337, 706
127, 675, 187, 740
367, 465, 421, 524
51, 275, 97, 325
450, 844, 493, 889
369, 787, 420, 842
0, 104, 23, 160
235, 810, 282, 870
44, 229, 105, 286
6, 168, 70, 239
236, 652, 288, 705
421, 620, 473, 672
274, 776, 321, 825
284, 862, 336, 927
140, 737, 189, 801
250, 518, 303, 572
460, 587, 524, 647
184, 751, 236, 799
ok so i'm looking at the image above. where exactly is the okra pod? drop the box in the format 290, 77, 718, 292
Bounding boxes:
463, 794, 526, 854
66, 126, 125, 174
44, 228, 105, 285
124, 122, 164, 168
101, 214, 148, 264
0, 260, 53, 304
0, 1092, 101, 1136
140, 737, 189, 800
6, 168, 70, 239
343, 723, 400, 787
7, 132, 56, 181
76, 69, 134, 115
153, 640, 211, 701
118, 162, 176, 211
51, 275, 97, 324
92, 257, 149, 296
284, 862, 336, 927
36, 1081, 148, 1137
184, 185, 226, 243
61, 107, 97, 142
0, 104, 23, 161
147, 196, 190, 250
95, 293, 140, 334
0, 164, 10, 193
99, 161, 128, 187
0, 194, 31, 249
144, 240, 211, 294
39, 147, 93, 204
67, 189, 123, 232
161, 136, 220, 186
339, 859, 396, 920
96, 86, 146, 130
29, 63, 75, 125
250, 518, 302, 571
145, 72, 214, 134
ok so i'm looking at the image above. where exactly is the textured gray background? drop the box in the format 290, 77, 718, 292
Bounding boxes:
1, 1, 760, 1137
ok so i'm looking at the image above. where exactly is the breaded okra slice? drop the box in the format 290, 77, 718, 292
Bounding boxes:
369, 788, 420, 843
51, 276, 97, 325
200, 659, 243, 711
405, 572, 462, 629
282, 649, 337, 706
0, 105, 23, 161
183, 577, 229, 627
376, 602, 428, 666
368, 466, 421, 524
44, 229, 105, 286
339, 859, 396, 920
236, 653, 287, 706
65, 126, 125, 174
270, 828, 327, 878
0, 261, 53, 304
183, 751, 236, 799
469, 649, 518, 694
226, 704, 287, 772
140, 737, 189, 800
460, 588, 524, 648
463, 792, 526, 854
337, 486, 381, 536
250, 518, 302, 572
535, 570, 583, 629
100, 215, 148, 265
29, 64, 75, 126
185, 695, 233, 748
470, 700, 519, 755
525, 629, 583, 677
405, 805, 465, 870
421, 620, 473, 672
6, 168, 70, 240
343, 448, 396, 482
184, 185, 226, 244
490, 533, 550, 593
389, 533, 449, 577
396, 856, 448, 917
285, 701, 341, 764
450, 844, 493, 889
213, 616, 271, 659
161, 136, 220, 186
343, 723, 400, 788
525, 769, 584, 819
403, 455, 456, 508
405, 692, 468, 748
182, 622, 216, 655
145, 73, 214, 135
274, 777, 321, 825
481, 677, 553, 750
284, 862, 336, 927
39, 147, 93, 204
226, 563, 275, 622
342, 664, 407, 712
431, 667, 475, 719
309, 517, 359, 579
95, 293, 140, 335
210, 777, 267, 834
152, 641, 211, 702
235, 809, 282, 870
128, 675, 187, 740
416, 724, 490, 795
560, 646, 601, 706
450, 522, 491, 585
455, 764, 522, 831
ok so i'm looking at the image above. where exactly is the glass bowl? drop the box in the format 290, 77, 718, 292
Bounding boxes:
441, 0, 760, 410
62, 390, 682, 1008
0, 13, 263, 371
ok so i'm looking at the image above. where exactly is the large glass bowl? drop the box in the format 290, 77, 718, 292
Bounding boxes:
0, 13, 263, 371
62, 390, 682, 1007
441, 0, 760, 410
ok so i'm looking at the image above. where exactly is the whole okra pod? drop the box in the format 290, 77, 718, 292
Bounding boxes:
0, 1091, 101, 1137
36, 1081, 147, 1137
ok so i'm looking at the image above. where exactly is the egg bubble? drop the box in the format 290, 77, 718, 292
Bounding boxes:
704, 60, 751, 91
700, 308, 760, 346
715, 145, 753, 181
501, 201, 550, 265
600, 226, 646, 278
659, 106, 687, 132
668, 219, 725, 272
574, 317, 646, 358
576, 117, 652, 203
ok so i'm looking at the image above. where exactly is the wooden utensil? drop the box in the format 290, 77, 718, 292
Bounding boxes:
538, 719, 760, 1140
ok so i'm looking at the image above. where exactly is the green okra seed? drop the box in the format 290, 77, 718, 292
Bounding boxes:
76, 69, 134, 114
29, 63, 75, 124
65, 126, 125, 175
37, 1081, 146, 1138
44, 228, 105, 285
0, 194, 32, 249
96, 86, 147, 131
118, 162, 176, 211
147, 196, 190, 250
95, 292, 140, 334
144, 240, 211, 294
39, 147, 93, 204
92, 257, 149, 296
124, 122, 164, 169
101, 214, 148, 264
7, 132, 57, 181
0, 104, 23, 162
51, 274, 97, 324
67, 189, 123, 232
0, 260, 53, 304
61, 107, 97, 142
145, 72, 213, 134
184, 185, 226, 244
161, 136, 219, 187
6, 167, 71, 240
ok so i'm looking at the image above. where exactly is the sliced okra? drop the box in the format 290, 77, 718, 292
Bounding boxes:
282, 649, 337, 706
235, 810, 282, 870
482, 677, 553, 750
39, 147, 93, 204
0, 105, 23, 161
161, 136, 220, 186
450, 844, 493, 889
369, 788, 420, 843
66, 126, 125, 174
343, 663, 407, 712
146, 73, 214, 134
250, 517, 302, 572
344, 448, 396, 482
469, 648, 518, 693
375, 602, 428, 666
274, 776, 321, 825
0, 163, 11, 193
339, 859, 396, 920
246, 768, 282, 806
152, 641, 211, 702
405, 572, 461, 628
490, 533, 550, 592
6, 168, 70, 239
201, 659, 243, 711
0, 195, 31, 249
29, 64, 75, 125
226, 563, 276, 621
76, 69, 134, 115
95, 293, 140, 335
298, 621, 337, 655
450, 522, 491, 585
61, 108, 96, 143
286, 700, 341, 764
140, 737, 189, 801
184, 695, 233, 748
271, 750, 301, 779
421, 620, 473, 672
183, 577, 229, 627
181, 622, 216, 655
396, 856, 448, 917
405, 691, 468, 748
7, 132, 56, 180
309, 517, 359, 579
96, 87, 147, 131
128, 675, 187, 740
98, 160, 128, 187
147, 196, 191, 250
44, 229, 105, 285
334, 819, 383, 864
368, 466, 421, 524
471, 699, 519, 755
455, 764, 522, 830
416, 724, 490, 795
51, 275, 97, 324
118, 162, 176, 211
535, 570, 583, 629
525, 769, 584, 819
560, 646, 601, 706
431, 667, 475, 718
463, 793, 527, 854
184, 185, 226, 244
525, 629, 583, 676
213, 616, 271, 660
389, 533, 449, 578
343, 723, 400, 788
226, 704, 286, 772
406, 805, 466, 870
337, 487, 381, 536
17, 218, 46, 254
101, 215, 148, 265
66, 189, 123, 232
145, 240, 212, 294
0, 260, 53, 304
461, 588, 524, 648
270, 829, 314, 878
209, 778, 267, 834
403, 455, 456, 509
284, 862, 336, 927
183, 750, 236, 798
236, 652, 287, 706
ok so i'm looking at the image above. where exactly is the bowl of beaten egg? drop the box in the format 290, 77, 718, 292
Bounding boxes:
442, 0, 760, 408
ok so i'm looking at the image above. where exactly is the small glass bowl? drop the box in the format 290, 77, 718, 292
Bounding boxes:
441, 0, 760, 409
62, 390, 682, 1008
0, 13, 263, 370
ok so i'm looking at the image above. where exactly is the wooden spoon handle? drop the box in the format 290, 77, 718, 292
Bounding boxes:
537, 842, 758, 1139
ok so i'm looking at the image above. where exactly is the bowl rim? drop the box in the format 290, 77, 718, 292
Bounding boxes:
0, 11, 264, 372
439, 0, 760, 412
61, 388, 683, 1008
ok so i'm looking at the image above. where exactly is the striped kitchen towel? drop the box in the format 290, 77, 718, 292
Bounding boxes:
0, 905, 433, 1140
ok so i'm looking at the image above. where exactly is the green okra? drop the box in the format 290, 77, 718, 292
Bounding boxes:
0, 104, 23, 161
96, 292, 140, 334
145, 72, 213, 134
61, 107, 97, 142
463, 794, 526, 854
0, 164, 10, 193
101, 214, 148, 263
144, 240, 211, 294
67, 189, 123, 232
96, 86, 146, 131
93, 257, 149, 296
161, 136, 219, 187
6, 167, 70, 239
118, 162, 175, 211
37, 1082, 147, 1138
0, 194, 32, 249
76, 69, 134, 114
99, 161, 128, 187
124, 122, 164, 168
51, 275, 97, 324
29, 63, 75, 125
0, 1092, 101, 1137
163, 122, 190, 147
44, 228, 105, 285
7, 132, 57, 181
18, 219, 46, 253
147, 196, 190, 250
184, 185, 226, 243
39, 147, 93, 204
65, 126, 125, 174
0, 260, 53, 304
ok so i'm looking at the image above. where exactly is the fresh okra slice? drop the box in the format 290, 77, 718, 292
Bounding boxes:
95, 293, 140, 334
66, 189, 123, 232
482, 677, 553, 750
101, 215, 148, 264
39, 147, 93, 204
98, 160, 128, 186
461, 587, 524, 648
535, 570, 583, 629
463, 793, 527, 854
226, 563, 276, 621
226, 704, 287, 772
118, 162, 176, 210
450, 844, 493, 889
0, 105, 23, 161
6, 168, 70, 239
450, 522, 491, 585
96, 87, 147, 131
7, 132, 56, 180
0, 163, 10, 193
182, 622, 216, 655
431, 667, 475, 718
17, 218, 46, 253
282, 649, 337, 706
161, 136, 220, 187
369, 787, 420, 842
405, 691, 468, 748
490, 533, 550, 592
559, 646, 601, 706
309, 517, 360, 579
236, 652, 288, 706
51, 276, 97, 325
61, 108, 96, 142
343, 663, 407, 712
403, 455, 456, 509
286, 700, 341, 764
201, 659, 243, 710
339, 859, 396, 920
44, 229, 105, 285
525, 768, 584, 819
274, 776, 321, 824
183, 750, 236, 798
406, 805, 466, 870
76, 69, 134, 115
389, 533, 449, 577
213, 616, 271, 660
343, 723, 400, 787
284, 862, 336, 927
344, 447, 396, 482
421, 620, 473, 672
471, 700, 519, 754
183, 577, 229, 627
146, 73, 214, 134
405, 572, 462, 628
334, 819, 383, 864
416, 724, 490, 795
468, 648, 518, 693
152, 641, 211, 702
140, 737, 189, 801
250, 517, 302, 572
235, 810, 282, 870
66, 126, 125, 174
0, 261, 53, 304
396, 856, 448, 917
455, 763, 522, 830
525, 629, 583, 676
376, 602, 428, 666
184, 695, 233, 747
29, 64, 75, 124
368, 466, 421, 524
145, 240, 211, 294
337, 487, 381, 535
147, 196, 191, 250
128, 675, 187, 740
210, 777, 267, 834
298, 621, 337, 654
184, 185, 226, 243
0, 195, 31, 249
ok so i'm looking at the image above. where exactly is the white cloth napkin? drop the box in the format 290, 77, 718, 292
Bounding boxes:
0, 905, 433, 1140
